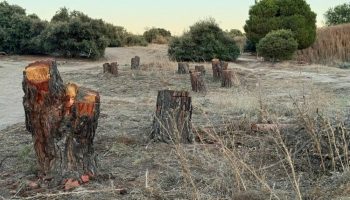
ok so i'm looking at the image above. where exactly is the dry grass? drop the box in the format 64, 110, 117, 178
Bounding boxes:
2, 46, 350, 199
297, 23, 350, 65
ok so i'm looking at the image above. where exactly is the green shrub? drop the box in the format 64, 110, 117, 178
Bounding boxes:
124, 34, 148, 46
244, 0, 316, 50
143, 28, 171, 43
0, 1, 47, 54
257, 29, 298, 61
0, 3, 132, 58
168, 19, 240, 62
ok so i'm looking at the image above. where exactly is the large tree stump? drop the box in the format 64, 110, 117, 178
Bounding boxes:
190, 71, 206, 93
178, 62, 190, 74
22, 60, 100, 185
195, 65, 206, 75
151, 90, 193, 143
131, 56, 140, 70
103, 62, 118, 75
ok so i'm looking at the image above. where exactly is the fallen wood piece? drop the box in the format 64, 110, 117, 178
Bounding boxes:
151, 90, 193, 143
251, 123, 296, 133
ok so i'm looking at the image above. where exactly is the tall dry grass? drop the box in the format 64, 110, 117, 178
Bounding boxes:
297, 23, 350, 65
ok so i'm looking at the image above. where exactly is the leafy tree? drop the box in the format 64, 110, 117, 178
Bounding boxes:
168, 19, 240, 62
325, 3, 350, 26
143, 27, 171, 43
244, 0, 316, 50
257, 29, 298, 61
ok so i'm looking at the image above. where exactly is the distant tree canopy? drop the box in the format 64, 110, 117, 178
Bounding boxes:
324, 3, 350, 26
244, 0, 317, 50
0, 2, 142, 59
143, 28, 171, 43
168, 19, 240, 62
226, 29, 244, 38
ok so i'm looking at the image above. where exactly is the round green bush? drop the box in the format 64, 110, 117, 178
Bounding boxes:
256, 29, 298, 61
244, 0, 316, 50
168, 19, 240, 62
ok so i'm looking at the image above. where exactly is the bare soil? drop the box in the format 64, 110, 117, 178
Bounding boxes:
1, 44, 350, 199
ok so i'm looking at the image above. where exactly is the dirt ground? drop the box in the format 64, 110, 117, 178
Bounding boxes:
1, 44, 350, 199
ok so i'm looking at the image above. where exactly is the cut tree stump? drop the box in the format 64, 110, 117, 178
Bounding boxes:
212, 59, 221, 80
221, 70, 234, 88
220, 61, 228, 71
190, 71, 206, 93
131, 56, 140, 70
22, 60, 100, 184
151, 90, 193, 143
103, 62, 118, 75
195, 65, 206, 75
178, 62, 190, 74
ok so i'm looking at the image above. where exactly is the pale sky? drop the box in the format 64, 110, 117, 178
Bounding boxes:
5, 0, 349, 35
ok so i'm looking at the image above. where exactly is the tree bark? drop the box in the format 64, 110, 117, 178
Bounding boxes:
22, 60, 100, 184
195, 65, 206, 75
103, 62, 118, 75
151, 90, 193, 143
131, 56, 140, 70
178, 62, 190, 74
190, 71, 206, 93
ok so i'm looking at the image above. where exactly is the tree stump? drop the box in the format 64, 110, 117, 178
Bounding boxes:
190, 71, 206, 93
221, 70, 234, 88
212, 59, 221, 80
178, 62, 190, 74
23, 60, 100, 184
103, 62, 118, 75
220, 61, 228, 71
151, 90, 193, 143
195, 65, 206, 75
61, 83, 100, 177
131, 56, 140, 70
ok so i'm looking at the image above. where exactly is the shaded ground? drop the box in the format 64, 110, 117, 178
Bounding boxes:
1, 45, 350, 199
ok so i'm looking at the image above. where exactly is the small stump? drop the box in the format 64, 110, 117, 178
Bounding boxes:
131, 56, 140, 70
103, 62, 118, 75
220, 61, 228, 71
195, 65, 206, 75
151, 90, 193, 143
221, 70, 234, 88
23, 60, 100, 185
212, 59, 221, 80
178, 62, 190, 74
190, 71, 206, 93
